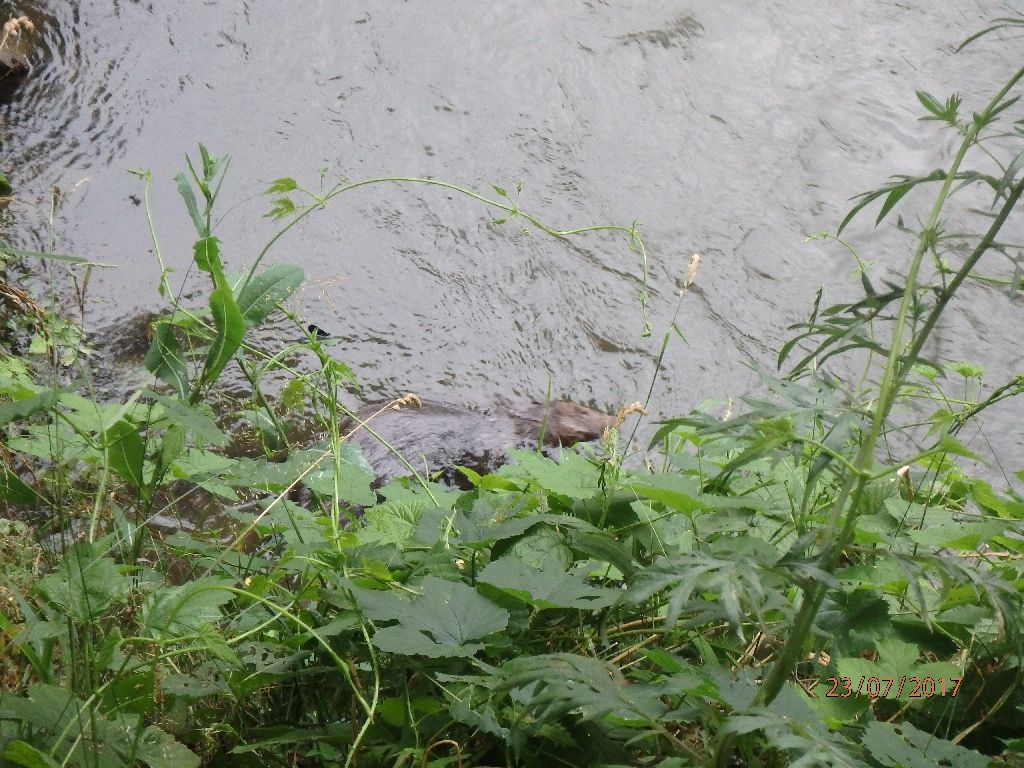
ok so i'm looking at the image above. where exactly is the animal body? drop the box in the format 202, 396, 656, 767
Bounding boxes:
344, 398, 615, 487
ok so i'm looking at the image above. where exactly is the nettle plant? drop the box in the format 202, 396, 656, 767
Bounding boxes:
646, 20, 1024, 767
0, 140, 651, 765
3, 16, 1024, 768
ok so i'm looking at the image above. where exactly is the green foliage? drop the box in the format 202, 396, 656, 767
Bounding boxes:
2, 18, 1024, 768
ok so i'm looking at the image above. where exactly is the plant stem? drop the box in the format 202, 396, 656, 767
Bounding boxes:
715, 61, 1024, 768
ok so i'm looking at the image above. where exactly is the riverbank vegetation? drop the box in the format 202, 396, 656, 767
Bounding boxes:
2, 18, 1024, 768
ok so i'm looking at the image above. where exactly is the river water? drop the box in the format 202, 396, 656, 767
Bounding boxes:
3, 1, 1023, 487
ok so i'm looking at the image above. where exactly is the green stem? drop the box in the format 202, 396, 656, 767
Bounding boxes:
715, 62, 1024, 768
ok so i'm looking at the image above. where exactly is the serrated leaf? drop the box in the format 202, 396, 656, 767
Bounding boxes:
838, 170, 947, 234
355, 575, 509, 658
864, 721, 987, 768
266, 177, 297, 194
37, 542, 133, 620
498, 653, 668, 723
358, 501, 427, 546
503, 523, 572, 570
627, 473, 755, 514
875, 182, 915, 225
134, 724, 201, 768
946, 360, 984, 379
502, 449, 604, 500
628, 539, 786, 638
265, 197, 296, 219
479, 558, 618, 609
144, 389, 227, 446
142, 576, 235, 637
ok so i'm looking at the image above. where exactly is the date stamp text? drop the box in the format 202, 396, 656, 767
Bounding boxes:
824, 676, 962, 699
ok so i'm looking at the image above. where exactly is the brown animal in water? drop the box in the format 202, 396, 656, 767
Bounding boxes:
344, 397, 615, 487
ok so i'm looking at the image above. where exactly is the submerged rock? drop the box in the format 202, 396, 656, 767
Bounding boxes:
344, 396, 615, 487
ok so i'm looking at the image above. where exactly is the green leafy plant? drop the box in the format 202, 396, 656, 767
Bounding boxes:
3, 16, 1024, 768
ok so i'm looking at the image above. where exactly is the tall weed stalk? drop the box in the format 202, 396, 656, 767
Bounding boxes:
702, 30, 1024, 766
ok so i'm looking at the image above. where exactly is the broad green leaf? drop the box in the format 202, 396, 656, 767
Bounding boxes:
0, 466, 41, 503
104, 418, 145, 491
933, 432, 978, 458
0, 387, 64, 425
500, 523, 572, 570
133, 724, 201, 768
144, 321, 189, 398
0, 740, 62, 768
141, 576, 235, 637
627, 474, 756, 514
200, 283, 245, 388
502, 448, 605, 500
94, 626, 124, 674
478, 558, 619, 610
626, 473, 704, 513
296, 445, 376, 507
946, 360, 984, 379
0, 685, 199, 768
170, 447, 239, 498
144, 389, 227, 446
355, 575, 509, 658
37, 542, 133, 620
864, 721, 987, 768
908, 520, 1005, 549
193, 236, 222, 277
171, 446, 238, 479
235, 264, 304, 327
358, 501, 427, 546
564, 528, 637, 578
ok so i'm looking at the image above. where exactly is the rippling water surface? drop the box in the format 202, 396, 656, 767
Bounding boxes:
2, 1, 1022, 482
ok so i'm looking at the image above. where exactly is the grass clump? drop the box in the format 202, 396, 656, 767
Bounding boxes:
1, 16, 1024, 768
